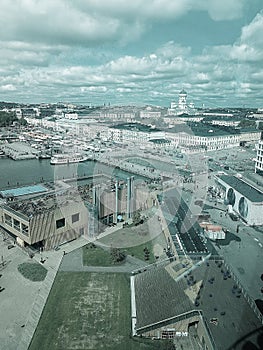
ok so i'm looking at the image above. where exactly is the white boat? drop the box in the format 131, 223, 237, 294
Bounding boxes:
50, 153, 89, 165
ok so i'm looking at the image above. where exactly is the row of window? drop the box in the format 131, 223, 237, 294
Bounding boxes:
3, 213, 29, 236
256, 162, 263, 169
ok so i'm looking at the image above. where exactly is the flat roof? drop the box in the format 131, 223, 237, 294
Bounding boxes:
219, 175, 263, 202
111, 122, 161, 133
134, 261, 262, 349
0, 184, 48, 198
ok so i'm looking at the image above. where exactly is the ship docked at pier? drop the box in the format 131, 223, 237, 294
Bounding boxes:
50, 153, 89, 165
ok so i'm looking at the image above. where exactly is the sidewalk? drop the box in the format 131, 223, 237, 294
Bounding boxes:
0, 235, 90, 350
18, 236, 90, 350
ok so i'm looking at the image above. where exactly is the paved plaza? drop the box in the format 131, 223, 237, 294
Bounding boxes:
0, 232, 89, 350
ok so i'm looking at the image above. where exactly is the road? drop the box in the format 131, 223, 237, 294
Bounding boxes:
205, 205, 263, 300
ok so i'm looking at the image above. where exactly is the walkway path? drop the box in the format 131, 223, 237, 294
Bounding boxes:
17, 237, 89, 350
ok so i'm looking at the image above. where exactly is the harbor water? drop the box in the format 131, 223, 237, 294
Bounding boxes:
0, 157, 141, 190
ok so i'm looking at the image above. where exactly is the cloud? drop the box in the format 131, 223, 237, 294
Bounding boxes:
0, 2, 262, 106
203, 0, 246, 21
0, 84, 17, 92
240, 10, 263, 47
0, 0, 248, 48
0, 0, 121, 46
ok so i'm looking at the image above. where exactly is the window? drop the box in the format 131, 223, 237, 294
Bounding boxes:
79, 227, 84, 235
72, 213, 80, 223
21, 223, 29, 236
56, 218, 65, 229
4, 213, 12, 226
13, 218, 20, 231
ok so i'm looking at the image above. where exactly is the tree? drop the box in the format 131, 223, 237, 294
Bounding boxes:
238, 119, 256, 128
19, 117, 27, 126
0, 111, 17, 127
110, 247, 126, 263
132, 208, 142, 226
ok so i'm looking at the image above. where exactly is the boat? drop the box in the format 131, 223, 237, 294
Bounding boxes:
38, 153, 51, 160
50, 153, 89, 165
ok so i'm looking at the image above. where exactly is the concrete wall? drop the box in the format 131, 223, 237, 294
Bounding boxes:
30, 200, 89, 248
139, 315, 214, 349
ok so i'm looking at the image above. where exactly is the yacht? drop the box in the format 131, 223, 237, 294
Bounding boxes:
50, 153, 89, 165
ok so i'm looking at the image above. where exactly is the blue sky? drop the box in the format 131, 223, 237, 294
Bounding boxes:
0, 0, 262, 107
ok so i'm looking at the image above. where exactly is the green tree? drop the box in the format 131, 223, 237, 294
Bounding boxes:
0, 111, 17, 126
239, 119, 256, 128
110, 247, 126, 263
132, 208, 142, 225
18, 117, 27, 126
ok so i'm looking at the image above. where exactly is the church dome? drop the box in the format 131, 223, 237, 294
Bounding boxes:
179, 89, 187, 95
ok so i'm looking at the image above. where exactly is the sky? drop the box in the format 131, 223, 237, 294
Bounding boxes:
0, 0, 263, 108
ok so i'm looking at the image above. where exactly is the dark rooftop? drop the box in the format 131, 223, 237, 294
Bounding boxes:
166, 122, 241, 137
134, 261, 263, 350
111, 122, 161, 133
149, 138, 171, 144
219, 175, 263, 202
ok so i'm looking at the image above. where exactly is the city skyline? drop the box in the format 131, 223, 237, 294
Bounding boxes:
0, 1, 263, 107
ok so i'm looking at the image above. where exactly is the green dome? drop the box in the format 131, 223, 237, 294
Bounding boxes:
179, 89, 187, 95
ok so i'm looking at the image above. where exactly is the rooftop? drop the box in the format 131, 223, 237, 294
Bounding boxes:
149, 138, 171, 144
110, 122, 161, 133
4, 190, 83, 218
0, 184, 48, 198
179, 89, 187, 95
134, 260, 262, 350
219, 175, 263, 202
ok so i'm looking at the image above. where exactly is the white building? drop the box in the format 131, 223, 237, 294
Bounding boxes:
168, 90, 196, 115
108, 123, 165, 145
255, 134, 263, 175
166, 127, 260, 153
216, 174, 263, 226
140, 107, 161, 119
64, 113, 78, 120
166, 130, 240, 152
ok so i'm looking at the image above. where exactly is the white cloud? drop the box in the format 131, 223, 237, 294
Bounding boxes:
240, 11, 263, 47
0, 84, 17, 91
81, 86, 108, 92
203, 0, 246, 21
0, 0, 248, 48
0, 2, 262, 106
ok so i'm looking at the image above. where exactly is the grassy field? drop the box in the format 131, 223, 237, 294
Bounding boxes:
124, 241, 156, 264
98, 221, 159, 250
98, 221, 165, 264
29, 272, 163, 350
82, 244, 114, 266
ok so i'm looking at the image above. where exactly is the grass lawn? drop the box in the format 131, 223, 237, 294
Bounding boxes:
82, 244, 126, 266
98, 220, 165, 264
82, 244, 113, 266
18, 262, 47, 282
124, 241, 156, 264
29, 272, 162, 350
